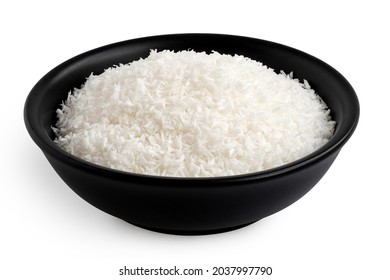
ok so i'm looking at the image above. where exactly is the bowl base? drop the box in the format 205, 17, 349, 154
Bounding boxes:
128, 220, 259, 236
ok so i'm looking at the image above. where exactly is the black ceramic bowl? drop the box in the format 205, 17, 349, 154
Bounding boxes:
24, 34, 359, 235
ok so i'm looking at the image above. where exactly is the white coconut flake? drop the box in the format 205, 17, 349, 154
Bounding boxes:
53, 50, 336, 177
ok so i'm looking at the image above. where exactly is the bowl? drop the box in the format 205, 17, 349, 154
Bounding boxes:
24, 34, 359, 235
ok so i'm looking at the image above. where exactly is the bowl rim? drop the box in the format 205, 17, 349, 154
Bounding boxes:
24, 33, 360, 184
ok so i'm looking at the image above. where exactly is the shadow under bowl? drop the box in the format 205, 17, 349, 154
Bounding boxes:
24, 34, 359, 235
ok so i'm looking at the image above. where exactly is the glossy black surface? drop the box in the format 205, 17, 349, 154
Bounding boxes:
24, 34, 359, 235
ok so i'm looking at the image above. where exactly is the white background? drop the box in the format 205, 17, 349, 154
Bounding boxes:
1, 1, 389, 279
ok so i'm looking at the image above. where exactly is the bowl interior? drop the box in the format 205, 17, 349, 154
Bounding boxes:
25, 34, 359, 178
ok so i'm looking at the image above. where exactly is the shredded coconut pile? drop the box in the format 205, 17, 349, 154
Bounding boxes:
53, 50, 335, 177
